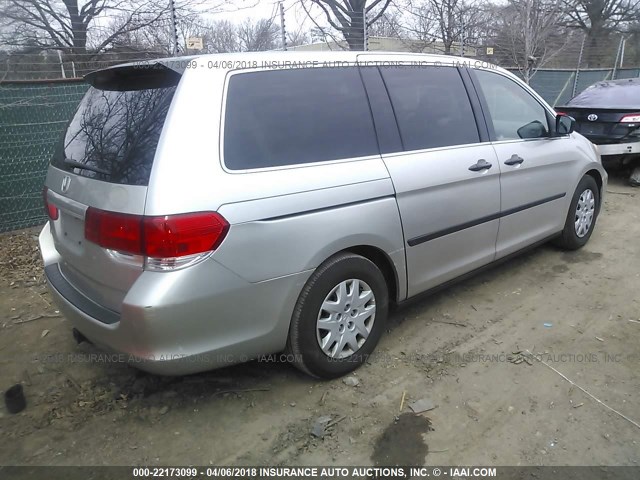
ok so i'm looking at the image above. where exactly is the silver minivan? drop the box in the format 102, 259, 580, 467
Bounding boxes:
39, 52, 607, 378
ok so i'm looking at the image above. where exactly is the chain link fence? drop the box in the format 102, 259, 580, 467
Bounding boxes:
0, 80, 88, 233
509, 67, 640, 107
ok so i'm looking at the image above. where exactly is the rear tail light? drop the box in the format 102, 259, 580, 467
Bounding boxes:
43, 187, 59, 220
620, 114, 640, 123
84, 208, 229, 271
85, 208, 143, 255
143, 213, 228, 258
555, 111, 566, 116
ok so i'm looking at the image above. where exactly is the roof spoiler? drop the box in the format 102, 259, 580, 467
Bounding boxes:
84, 60, 187, 91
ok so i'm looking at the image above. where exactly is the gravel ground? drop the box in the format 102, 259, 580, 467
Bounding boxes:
0, 174, 639, 467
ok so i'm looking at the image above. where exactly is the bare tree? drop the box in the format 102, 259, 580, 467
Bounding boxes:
102, 9, 184, 55
0, 0, 227, 57
205, 20, 240, 53
367, 10, 404, 37
286, 26, 312, 48
302, 0, 394, 50
404, 0, 487, 54
237, 18, 279, 52
492, 0, 568, 82
138, 16, 288, 55
623, 20, 640, 65
564, 0, 640, 65
402, 2, 438, 51
1, 0, 162, 55
430, 0, 485, 54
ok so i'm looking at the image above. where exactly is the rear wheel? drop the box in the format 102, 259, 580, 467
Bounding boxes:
630, 166, 640, 187
555, 175, 600, 250
286, 252, 388, 379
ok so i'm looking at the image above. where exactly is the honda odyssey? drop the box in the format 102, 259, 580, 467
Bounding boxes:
39, 52, 607, 378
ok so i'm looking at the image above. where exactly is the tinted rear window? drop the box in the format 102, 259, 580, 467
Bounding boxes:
568, 81, 640, 109
379, 66, 479, 151
223, 68, 378, 170
52, 75, 177, 186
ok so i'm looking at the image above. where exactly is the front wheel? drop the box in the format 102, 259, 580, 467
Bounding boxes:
554, 175, 600, 250
286, 252, 389, 379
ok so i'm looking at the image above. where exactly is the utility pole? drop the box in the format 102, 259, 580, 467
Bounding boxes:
169, 0, 179, 56
279, 2, 287, 51
57, 50, 66, 79
612, 35, 624, 80
363, 6, 368, 51
460, 18, 465, 57
572, 34, 586, 97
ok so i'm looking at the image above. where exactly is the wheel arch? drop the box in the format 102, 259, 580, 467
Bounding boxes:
585, 169, 604, 214
339, 245, 401, 304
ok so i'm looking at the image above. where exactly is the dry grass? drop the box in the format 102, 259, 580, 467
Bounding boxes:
0, 226, 44, 286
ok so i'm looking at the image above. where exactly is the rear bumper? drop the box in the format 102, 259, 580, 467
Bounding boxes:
39, 224, 310, 375
595, 141, 640, 157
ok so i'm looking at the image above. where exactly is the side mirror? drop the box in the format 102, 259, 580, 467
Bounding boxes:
517, 120, 548, 139
556, 114, 575, 135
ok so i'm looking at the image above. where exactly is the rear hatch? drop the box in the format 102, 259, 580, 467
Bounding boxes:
45, 62, 181, 312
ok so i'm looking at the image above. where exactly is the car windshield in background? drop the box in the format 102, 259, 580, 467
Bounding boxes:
51, 84, 176, 186
568, 79, 640, 109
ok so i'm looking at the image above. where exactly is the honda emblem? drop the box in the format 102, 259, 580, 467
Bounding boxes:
61, 175, 71, 193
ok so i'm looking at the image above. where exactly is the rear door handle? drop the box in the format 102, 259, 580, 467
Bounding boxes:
504, 154, 524, 166
468, 159, 492, 172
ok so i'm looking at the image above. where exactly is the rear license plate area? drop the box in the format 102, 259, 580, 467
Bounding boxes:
577, 122, 607, 135
57, 211, 86, 255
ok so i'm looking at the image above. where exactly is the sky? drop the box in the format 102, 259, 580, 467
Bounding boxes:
215, 0, 285, 22
207, 0, 320, 37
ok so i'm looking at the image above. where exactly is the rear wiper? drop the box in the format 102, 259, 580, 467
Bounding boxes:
63, 158, 109, 175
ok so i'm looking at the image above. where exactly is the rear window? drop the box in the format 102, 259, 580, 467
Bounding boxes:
223, 68, 378, 170
568, 81, 640, 109
51, 67, 178, 186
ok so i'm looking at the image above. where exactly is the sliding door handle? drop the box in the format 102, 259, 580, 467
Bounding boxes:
505, 154, 524, 166
468, 159, 492, 172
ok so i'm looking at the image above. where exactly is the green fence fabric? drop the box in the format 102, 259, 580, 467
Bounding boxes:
1, 67, 639, 233
508, 68, 640, 106
0, 81, 88, 232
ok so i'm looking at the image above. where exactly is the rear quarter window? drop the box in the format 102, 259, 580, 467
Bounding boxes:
223, 68, 378, 170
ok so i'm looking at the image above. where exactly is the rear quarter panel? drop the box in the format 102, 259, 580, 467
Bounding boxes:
145, 65, 408, 299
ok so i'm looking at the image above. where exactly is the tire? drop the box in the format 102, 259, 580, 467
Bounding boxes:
554, 175, 600, 250
630, 166, 640, 187
286, 252, 389, 379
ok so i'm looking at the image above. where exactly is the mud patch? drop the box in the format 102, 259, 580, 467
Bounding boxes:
561, 251, 603, 264
551, 264, 569, 274
371, 413, 432, 466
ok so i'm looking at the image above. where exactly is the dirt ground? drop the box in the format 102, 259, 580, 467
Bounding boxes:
1, 174, 639, 467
